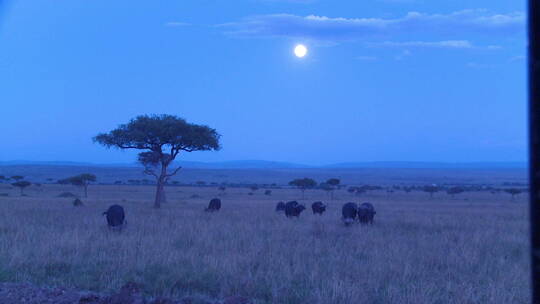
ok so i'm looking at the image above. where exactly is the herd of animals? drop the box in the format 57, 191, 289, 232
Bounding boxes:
101, 198, 376, 230
103, 198, 377, 229
274, 200, 376, 225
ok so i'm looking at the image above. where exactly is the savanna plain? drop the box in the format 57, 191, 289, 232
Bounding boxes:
0, 167, 530, 304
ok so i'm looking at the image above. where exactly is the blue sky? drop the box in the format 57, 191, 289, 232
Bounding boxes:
0, 0, 527, 165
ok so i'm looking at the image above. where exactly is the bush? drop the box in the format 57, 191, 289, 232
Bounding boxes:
0, 193, 8, 197
72, 199, 84, 207
58, 192, 77, 198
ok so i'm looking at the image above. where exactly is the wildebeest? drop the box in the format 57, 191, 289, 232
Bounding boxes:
205, 198, 221, 212
285, 201, 306, 218
102, 204, 125, 230
357, 202, 376, 224
311, 201, 326, 215
275, 201, 286, 212
341, 202, 358, 226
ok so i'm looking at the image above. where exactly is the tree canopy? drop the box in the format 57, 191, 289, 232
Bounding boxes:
93, 114, 221, 208
12, 181, 31, 196
58, 174, 97, 198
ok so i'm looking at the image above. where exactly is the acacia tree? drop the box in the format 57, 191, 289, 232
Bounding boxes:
94, 115, 221, 208
446, 186, 465, 198
289, 178, 317, 199
326, 178, 340, 200
504, 188, 522, 200
12, 181, 31, 196
58, 173, 97, 198
319, 182, 334, 198
423, 184, 439, 198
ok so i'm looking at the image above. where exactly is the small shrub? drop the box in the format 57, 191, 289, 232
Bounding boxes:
190, 194, 202, 199
73, 198, 84, 206
264, 190, 272, 196
58, 192, 77, 198
0, 193, 8, 197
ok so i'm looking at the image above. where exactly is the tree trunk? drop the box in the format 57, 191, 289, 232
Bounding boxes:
84, 185, 88, 198
153, 163, 169, 208
154, 181, 164, 208
19, 188, 23, 196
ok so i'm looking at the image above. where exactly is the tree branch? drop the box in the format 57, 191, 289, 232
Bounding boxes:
143, 168, 158, 178
165, 166, 182, 178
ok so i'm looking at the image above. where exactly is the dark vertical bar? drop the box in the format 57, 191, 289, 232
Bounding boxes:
531, 0, 540, 303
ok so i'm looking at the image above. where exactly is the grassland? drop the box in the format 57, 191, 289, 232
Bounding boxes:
0, 169, 531, 304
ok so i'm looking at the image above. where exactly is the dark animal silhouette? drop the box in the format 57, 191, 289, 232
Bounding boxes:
275, 201, 286, 212
205, 198, 221, 212
357, 202, 376, 224
285, 201, 306, 218
341, 202, 358, 226
311, 201, 326, 215
102, 205, 125, 229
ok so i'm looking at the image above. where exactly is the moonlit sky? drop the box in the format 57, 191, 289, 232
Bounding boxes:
0, 0, 527, 165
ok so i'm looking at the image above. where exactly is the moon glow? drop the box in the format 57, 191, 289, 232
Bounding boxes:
294, 44, 308, 58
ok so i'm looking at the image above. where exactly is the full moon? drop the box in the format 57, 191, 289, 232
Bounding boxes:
294, 44, 308, 58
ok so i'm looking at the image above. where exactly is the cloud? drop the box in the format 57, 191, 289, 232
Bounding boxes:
509, 55, 526, 62
166, 22, 191, 27
370, 40, 474, 49
368, 40, 502, 50
395, 49, 412, 61
220, 10, 525, 42
466, 62, 495, 69
258, 0, 314, 2
356, 56, 378, 61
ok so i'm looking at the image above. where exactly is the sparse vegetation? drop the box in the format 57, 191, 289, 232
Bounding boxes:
289, 178, 317, 199
57, 192, 77, 198
423, 184, 439, 198
72, 198, 84, 207
58, 174, 97, 198
11, 181, 31, 196
504, 188, 523, 200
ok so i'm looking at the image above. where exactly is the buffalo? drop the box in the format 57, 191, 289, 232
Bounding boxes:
311, 201, 327, 215
205, 198, 221, 212
285, 201, 306, 218
275, 201, 286, 212
341, 202, 358, 226
357, 202, 376, 224
102, 204, 125, 230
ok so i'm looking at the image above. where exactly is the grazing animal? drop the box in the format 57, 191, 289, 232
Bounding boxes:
102, 204, 125, 229
311, 201, 327, 215
205, 198, 221, 212
275, 201, 286, 212
285, 201, 306, 218
341, 202, 358, 226
357, 202, 376, 224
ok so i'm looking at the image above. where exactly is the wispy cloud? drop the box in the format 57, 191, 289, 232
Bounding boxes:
466, 62, 495, 69
356, 56, 378, 61
220, 10, 525, 42
370, 40, 474, 49
368, 40, 502, 50
166, 22, 191, 27
509, 55, 526, 62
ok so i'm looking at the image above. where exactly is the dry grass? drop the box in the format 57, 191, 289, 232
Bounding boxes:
0, 183, 530, 304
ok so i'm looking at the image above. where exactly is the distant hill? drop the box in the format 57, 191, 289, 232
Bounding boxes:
0, 160, 527, 169
324, 161, 528, 169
